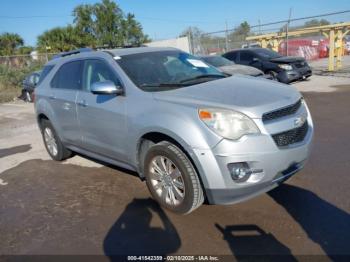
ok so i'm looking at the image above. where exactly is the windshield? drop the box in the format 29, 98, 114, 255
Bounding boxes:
201, 56, 234, 67
255, 49, 282, 59
116, 50, 226, 91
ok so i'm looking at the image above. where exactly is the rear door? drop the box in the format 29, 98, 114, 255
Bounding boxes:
76, 59, 127, 161
49, 60, 83, 145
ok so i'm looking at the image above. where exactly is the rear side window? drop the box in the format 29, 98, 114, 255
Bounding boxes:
51, 61, 83, 90
37, 65, 54, 85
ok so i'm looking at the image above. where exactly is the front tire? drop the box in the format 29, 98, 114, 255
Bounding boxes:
40, 119, 72, 161
144, 141, 204, 214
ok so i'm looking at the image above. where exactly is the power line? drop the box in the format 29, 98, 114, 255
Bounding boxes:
250, 9, 350, 28
0, 14, 222, 24
0, 15, 72, 19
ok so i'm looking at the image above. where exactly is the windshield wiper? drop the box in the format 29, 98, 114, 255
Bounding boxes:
180, 74, 226, 83
140, 83, 186, 88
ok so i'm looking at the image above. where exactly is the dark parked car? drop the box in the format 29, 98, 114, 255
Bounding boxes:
20, 70, 41, 102
199, 55, 272, 80
223, 48, 312, 84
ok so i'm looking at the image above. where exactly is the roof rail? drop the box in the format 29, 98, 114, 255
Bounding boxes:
95, 44, 146, 50
51, 48, 94, 60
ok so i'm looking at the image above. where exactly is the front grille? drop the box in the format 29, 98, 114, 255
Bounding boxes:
272, 121, 308, 147
293, 61, 307, 68
263, 99, 302, 122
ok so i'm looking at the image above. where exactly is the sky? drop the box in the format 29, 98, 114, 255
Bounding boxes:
1, 0, 350, 46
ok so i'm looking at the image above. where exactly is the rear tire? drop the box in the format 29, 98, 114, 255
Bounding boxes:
144, 141, 204, 214
40, 119, 72, 161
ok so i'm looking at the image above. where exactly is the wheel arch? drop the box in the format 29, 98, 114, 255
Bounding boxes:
37, 113, 49, 129
136, 131, 209, 201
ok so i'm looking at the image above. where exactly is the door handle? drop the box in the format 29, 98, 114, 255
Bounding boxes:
62, 102, 71, 110
77, 100, 88, 107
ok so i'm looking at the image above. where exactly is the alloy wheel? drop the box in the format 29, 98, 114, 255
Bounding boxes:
149, 155, 185, 206
44, 127, 58, 156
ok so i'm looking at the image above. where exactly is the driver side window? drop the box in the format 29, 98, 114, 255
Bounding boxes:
83, 59, 120, 91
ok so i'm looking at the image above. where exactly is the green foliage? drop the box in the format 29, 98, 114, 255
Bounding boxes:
304, 19, 330, 27
228, 21, 252, 41
38, 0, 149, 52
0, 61, 43, 102
37, 25, 80, 52
0, 33, 25, 56
233, 22, 251, 36
280, 19, 331, 32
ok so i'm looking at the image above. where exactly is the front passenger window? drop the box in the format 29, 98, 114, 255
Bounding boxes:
84, 60, 120, 91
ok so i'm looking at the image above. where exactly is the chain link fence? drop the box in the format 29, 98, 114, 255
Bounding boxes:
0, 53, 51, 102
189, 11, 350, 59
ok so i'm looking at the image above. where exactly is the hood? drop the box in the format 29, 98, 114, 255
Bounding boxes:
270, 56, 305, 63
219, 64, 263, 76
153, 75, 301, 119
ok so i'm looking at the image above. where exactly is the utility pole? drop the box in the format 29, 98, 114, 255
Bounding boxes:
188, 27, 193, 54
225, 20, 229, 52
286, 8, 292, 56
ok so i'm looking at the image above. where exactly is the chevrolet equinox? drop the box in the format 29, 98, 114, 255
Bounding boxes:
35, 47, 313, 214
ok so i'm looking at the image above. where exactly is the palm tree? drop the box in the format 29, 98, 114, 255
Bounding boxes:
0, 33, 24, 55
37, 26, 79, 53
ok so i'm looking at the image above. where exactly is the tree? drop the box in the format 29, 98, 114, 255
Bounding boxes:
304, 19, 330, 28
180, 26, 203, 39
17, 46, 34, 55
122, 13, 150, 45
73, 4, 96, 47
37, 26, 79, 52
227, 21, 252, 47
179, 26, 205, 54
0, 33, 24, 55
233, 21, 251, 36
93, 0, 125, 46
37, 0, 149, 52
280, 19, 331, 32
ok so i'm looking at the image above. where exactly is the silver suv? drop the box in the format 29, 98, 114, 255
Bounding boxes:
35, 47, 313, 214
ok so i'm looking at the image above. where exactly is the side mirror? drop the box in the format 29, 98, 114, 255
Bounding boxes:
91, 80, 124, 95
251, 57, 260, 63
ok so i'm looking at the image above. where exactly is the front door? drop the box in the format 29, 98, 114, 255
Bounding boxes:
76, 59, 128, 162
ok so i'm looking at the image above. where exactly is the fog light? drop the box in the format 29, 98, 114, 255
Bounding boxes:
228, 162, 252, 182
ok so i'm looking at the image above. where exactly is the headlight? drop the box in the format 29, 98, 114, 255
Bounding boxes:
199, 108, 260, 140
278, 64, 293, 70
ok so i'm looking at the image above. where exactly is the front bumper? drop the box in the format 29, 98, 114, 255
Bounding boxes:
205, 161, 305, 205
191, 105, 313, 205
278, 67, 312, 84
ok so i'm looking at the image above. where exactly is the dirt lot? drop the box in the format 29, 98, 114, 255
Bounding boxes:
0, 75, 350, 260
